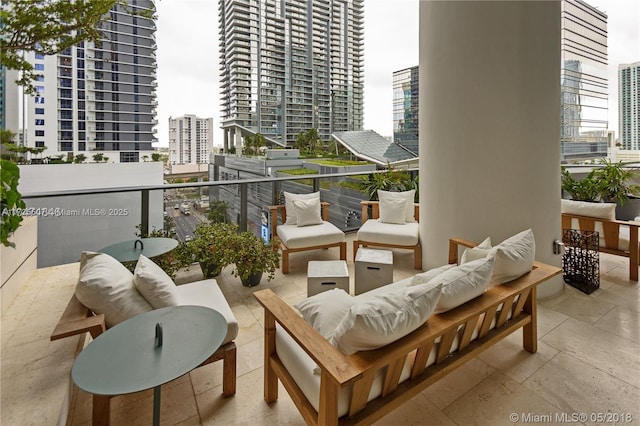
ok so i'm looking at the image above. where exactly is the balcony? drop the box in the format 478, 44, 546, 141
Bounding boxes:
1, 169, 639, 425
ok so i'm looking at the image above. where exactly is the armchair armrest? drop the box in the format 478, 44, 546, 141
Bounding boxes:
253, 289, 362, 386
51, 294, 106, 341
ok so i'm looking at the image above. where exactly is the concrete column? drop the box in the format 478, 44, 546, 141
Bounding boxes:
223, 128, 229, 153
419, 1, 563, 298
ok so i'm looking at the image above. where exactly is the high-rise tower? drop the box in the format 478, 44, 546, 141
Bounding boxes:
560, 0, 608, 162
619, 62, 640, 150
392, 66, 419, 154
219, 0, 364, 149
168, 115, 214, 164
19, 0, 157, 162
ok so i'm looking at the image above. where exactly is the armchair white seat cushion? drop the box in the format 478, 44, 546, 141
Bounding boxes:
277, 221, 345, 249
357, 219, 419, 246
176, 279, 239, 345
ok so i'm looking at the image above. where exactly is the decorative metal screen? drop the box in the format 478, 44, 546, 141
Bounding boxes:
562, 229, 599, 294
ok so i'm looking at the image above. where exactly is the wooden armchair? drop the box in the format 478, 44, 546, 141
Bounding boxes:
269, 202, 347, 274
354, 200, 422, 269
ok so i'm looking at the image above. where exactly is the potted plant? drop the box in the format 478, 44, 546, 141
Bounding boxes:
185, 222, 237, 278
228, 231, 280, 286
561, 167, 601, 202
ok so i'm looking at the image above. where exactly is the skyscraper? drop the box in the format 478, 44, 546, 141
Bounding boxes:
168, 115, 214, 164
19, 0, 157, 163
560, 0, 608, 162
392, 66, 419, 154
619, 62, 640, 150
219, 0, 364, 149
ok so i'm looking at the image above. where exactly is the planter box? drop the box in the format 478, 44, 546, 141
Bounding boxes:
1, 216, 38, 312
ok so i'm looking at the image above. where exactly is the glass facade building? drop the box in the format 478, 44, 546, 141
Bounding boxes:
392, 66, 419, 154
168, 115, 214, 164
20, 0, 157, 162
560, 0, 608, 161
619, 62, 640, 150
219, 0, 364, 147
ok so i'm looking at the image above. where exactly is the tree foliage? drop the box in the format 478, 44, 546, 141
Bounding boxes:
295, 128, 322, 156
243, 133, 267, 156
0, 0, 151, 94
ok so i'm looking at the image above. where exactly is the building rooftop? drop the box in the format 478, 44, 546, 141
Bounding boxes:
333, 130, 418, 166
2, 233, 639, 425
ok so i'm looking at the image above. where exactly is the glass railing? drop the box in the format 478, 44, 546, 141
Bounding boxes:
19, 168, 418, 268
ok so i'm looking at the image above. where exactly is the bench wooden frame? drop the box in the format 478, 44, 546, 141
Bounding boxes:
561, 212, 639, 281
51, 294, 237, 426
254, 238, 561, 426
353, 200, 422, 270
269, 202, 347, 274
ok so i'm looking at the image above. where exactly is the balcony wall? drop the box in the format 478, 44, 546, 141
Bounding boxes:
1, 216, 38, 312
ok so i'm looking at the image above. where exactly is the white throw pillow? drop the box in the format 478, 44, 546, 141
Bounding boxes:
330, 282, 442, 355
284, 192, 320, 225
294, 288, 354, 339
460, 237, 492, 264
378, 197, 408, 224
491, 229, 536, 284
293, 197, 323, 227
133, 255, 179, 309
560, 199, 616, 220
75, 251, 153, 327
410, 263, 456, 286
378, 189, 416, 223
424, 256, 495, 313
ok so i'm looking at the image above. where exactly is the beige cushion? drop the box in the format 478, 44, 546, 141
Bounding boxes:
133, 255, 179, 309
75, 251, 153, 327
561, 199, 616, 220
378, 197, 408, 224
294, 197, 323, 227
330, 282, 442, 355
378, 189, 416, 223
357, 219, 419, 246
277, 221, 345, 249
284, 192, 320, 225
176, 279, 238, 345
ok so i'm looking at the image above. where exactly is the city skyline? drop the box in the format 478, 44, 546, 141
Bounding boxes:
156, 0, 637, 146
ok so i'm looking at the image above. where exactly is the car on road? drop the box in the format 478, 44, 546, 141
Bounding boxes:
174, 204, 179, 209
184, 235, 192, 242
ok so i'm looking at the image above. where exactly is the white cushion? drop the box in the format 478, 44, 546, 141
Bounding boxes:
277, 221, 345, 249
378, 197, 408, 224
284, 192, 320, 225
330, 282, 442, 355
459, 230, 535, 285
356, 219, 419, 246
378, 189, 416, 223
176, 279, 238, 345
491, 229, 536, 284
561, 199, 616, 220
294, 289, 354, 340
294, 197, 323, 227
133, 255, 179, 309
75, 252, 153, 327
410, 263, 456, 286
418, 257, 495, 313
460, 237, 492, 264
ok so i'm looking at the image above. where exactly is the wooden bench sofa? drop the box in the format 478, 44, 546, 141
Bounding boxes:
561, 199, 639, 281
51, 279, 237, 426
253, 238, 561, 425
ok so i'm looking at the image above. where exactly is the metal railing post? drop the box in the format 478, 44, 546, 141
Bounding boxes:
141, 189, 149, 236
239, 182, 248, 232
312, 177, 320, 193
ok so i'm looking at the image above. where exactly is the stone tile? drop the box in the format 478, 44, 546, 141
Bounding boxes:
375, 393, 455, 425
541, 318, 640, 388
442, 371, 561, 426
422, 358, 496, 409
595, 305, 640, 343
540, 284, 616, 325
524, 352, 640, 423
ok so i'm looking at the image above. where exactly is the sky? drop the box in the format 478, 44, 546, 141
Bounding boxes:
154, 0, 639, 147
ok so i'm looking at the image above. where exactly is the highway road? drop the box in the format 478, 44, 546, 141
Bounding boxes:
164, 190, 206, 242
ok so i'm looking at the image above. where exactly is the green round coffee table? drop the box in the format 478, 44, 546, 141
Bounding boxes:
98, 237, 178, 262
72, 306, 227, 426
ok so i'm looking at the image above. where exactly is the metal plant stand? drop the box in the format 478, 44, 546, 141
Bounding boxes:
562, 229, 599, 294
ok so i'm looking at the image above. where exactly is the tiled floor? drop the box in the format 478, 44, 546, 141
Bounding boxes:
2, 236, 639, 425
